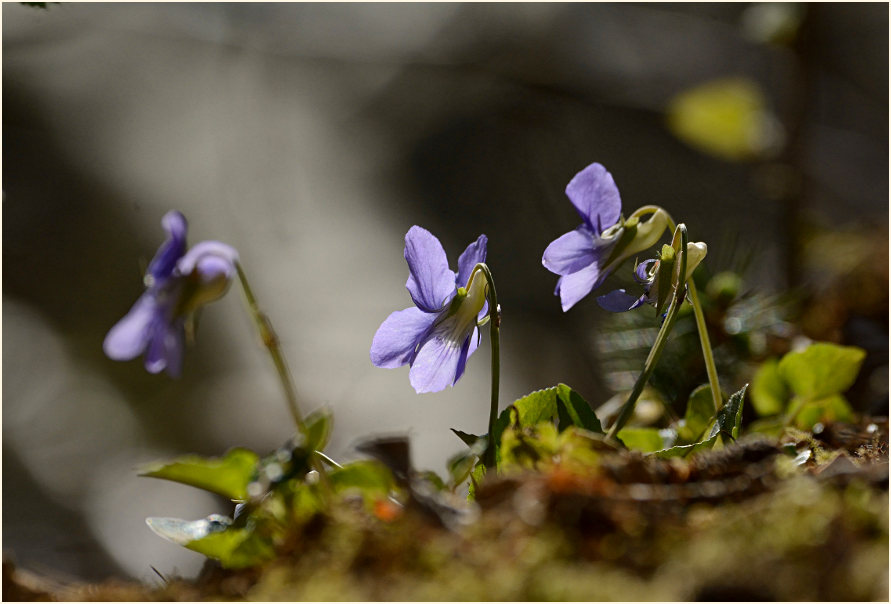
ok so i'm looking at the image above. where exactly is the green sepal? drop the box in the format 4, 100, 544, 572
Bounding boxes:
139, 447, 259, 501
655, 244, 676, 314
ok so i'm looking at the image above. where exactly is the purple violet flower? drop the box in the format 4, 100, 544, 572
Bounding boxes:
103, 211, 239, 376
542, 163, 669, 312
370, 226, 488, 393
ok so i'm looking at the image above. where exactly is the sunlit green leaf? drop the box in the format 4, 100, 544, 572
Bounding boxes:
794, 394, 855, 430
676, 384, 715, 444
617, 427, 665, 453
555, 384, 603, 434
778, 343, 866, 401
751, 358, 788, 416
139, 448, 259, 501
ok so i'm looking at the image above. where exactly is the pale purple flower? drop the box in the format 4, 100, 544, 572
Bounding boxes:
542, 163, 669, 312
103, 211, 239, 376
370, 226, 488, 393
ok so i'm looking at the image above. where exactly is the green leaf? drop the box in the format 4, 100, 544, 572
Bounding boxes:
451, 429, 483, 447
676, 384, 715, 444
751, 358, 789, 416
778, 343, 866, 401
617, 427, 665, 453
492, 384, 602, 463
654, 434, 718, 459
794, 394, 855, 430
139, 448, 259, 501
329, 460, 394, 499
303, 408, 333, 452
709, 384, 748, 443
555, 384, 603, 434
491, 386, 559, 461
146, 515, 273, 569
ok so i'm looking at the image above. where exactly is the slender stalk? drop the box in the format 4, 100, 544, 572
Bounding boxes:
656, 210, 723, 413
606, 225, 689, 443
688, 281, 722, 412
472, 263, 501, 469
234, 262, 331, 490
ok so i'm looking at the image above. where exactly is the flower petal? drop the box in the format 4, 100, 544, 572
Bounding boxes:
596, 289, 648, 313
409, 332, 464, 394
565, 163, 622, 234
542, 227, 598, 276
370, 306, 437, 369
453, 326, 480, 383
404, 226, 457, 312
176, 241, 239, 278
554, 261, 610, 312
456, 234, 488, 289
145, 319, 184, 376
103, 294, 158, 360
147, 211, 188, 283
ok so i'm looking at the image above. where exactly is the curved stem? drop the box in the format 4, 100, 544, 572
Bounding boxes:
234, 262, 331, 490
471, 263, 501, 468
606, 224, 688, 442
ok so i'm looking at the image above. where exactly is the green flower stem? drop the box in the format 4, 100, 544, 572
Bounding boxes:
687, 281, 722, 412
234, 262, 331, 491
472, 263, 501, 469
606, 224, 688, 443
639, 206, 723, 413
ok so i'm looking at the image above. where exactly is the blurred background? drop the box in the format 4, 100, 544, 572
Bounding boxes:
3, 2, 887, 584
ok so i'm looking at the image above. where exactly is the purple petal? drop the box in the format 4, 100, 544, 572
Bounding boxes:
542, 227, 598, 276
103, 294, 158, 360
404, 226, 457, 312
145, 319, 185, 376
453, 327, 480, 383
409, 329, 465, 393
177, 241, 239, 279
146, 211, 188, 283
565, 163, 622, 234
554, 261, 610, 312
597, 289, 648, 312
635, 259, 658, 284
456, 234, 488, 289
370, 306, 437, 369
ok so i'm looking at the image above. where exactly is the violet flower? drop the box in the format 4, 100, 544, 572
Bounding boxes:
370, 226, 488, 393
103, 211, 239, 376
542, 163, 669, 311
597, 242, 708, 313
